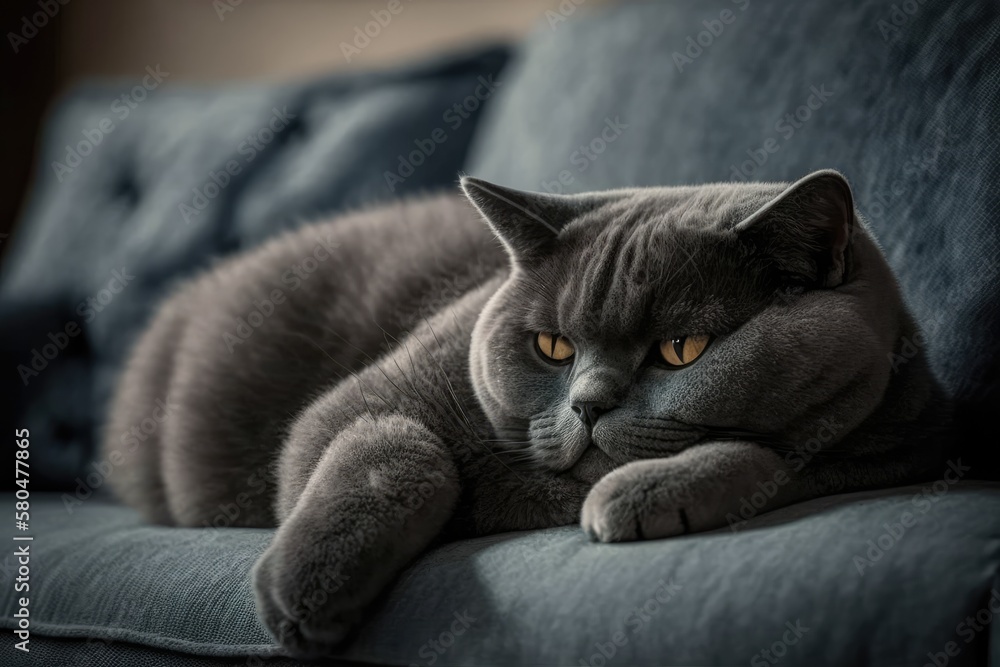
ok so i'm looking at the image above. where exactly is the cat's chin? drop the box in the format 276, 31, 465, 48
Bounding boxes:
561, 445, 619, 485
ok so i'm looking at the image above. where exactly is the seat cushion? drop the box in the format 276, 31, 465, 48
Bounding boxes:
4, 482, 999, 666
467, 0, 1000, 462
0, 45, 509, 492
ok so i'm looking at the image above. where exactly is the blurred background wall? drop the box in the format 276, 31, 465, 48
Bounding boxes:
0, 0, 610, 254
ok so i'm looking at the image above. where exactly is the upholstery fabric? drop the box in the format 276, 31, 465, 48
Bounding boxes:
2, 485, 999, 666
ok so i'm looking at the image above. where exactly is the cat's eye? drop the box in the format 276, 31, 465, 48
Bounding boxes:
536, 332, 575, 364
659, 334, 711, 368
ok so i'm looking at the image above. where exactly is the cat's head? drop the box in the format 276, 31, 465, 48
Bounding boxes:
463, 170, 898, 474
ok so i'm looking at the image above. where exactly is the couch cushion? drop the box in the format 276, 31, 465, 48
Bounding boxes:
10, 639, 310, 667
467, 0, 1000, 462
3, 480, 999, 666
0, 46, 509, 491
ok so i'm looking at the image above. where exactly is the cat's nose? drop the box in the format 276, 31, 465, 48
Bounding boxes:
571, 401, 616, 428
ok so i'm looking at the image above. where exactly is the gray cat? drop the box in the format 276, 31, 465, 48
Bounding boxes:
103, 170, 949, 657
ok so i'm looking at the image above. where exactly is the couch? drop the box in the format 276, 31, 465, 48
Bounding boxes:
2, 1, 999, 665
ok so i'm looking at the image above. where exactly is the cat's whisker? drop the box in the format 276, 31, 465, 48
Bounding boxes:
448, 308, 472, 340
293, 332, 401, 416
366, 321, 475, 437
410, 320, 529, 483
390, 334, 437, 410
321, 325, 419, 403
489, 444, 534, 453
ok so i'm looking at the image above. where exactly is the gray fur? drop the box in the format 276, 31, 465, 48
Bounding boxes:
103, 170, 949, 657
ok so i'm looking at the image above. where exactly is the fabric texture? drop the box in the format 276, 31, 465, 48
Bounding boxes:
0, 46, 509, 491
8, 639, 302, 667
3, 485, 1000, 666
468, 0, 1000, 464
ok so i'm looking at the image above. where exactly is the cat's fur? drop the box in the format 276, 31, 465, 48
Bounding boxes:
104, 170, 949, 657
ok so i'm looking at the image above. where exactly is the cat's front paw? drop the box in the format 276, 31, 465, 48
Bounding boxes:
581, 442, 794, 543
251, 416, 461, 658
581, 461, 693, 542
252, 537, 360, 658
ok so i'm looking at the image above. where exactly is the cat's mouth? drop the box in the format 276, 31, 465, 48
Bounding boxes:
490, 416, 784, 474
697, 425, 784, 448
586, 416, 704, 464
561, 445, 617, 484
587, 419, 789, 465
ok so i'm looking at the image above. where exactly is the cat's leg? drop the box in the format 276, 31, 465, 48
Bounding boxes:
253, 414, 460, 657
581, 441, 809, 542
581, 439, 942, 542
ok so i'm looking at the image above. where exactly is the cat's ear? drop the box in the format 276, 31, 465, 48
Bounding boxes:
460, 176, 603, 262
735, 169, 855, 288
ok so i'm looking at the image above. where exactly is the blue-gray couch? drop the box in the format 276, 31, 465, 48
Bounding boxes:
2, 2, 999, 665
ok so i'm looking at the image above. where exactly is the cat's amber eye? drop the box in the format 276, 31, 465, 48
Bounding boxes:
536, 332, 575, 364
659, 334, 711, 368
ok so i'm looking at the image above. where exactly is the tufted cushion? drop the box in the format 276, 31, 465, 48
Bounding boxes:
0, 46, 509, 490
468, 0, 1000, 466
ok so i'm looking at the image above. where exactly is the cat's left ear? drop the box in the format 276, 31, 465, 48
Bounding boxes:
461, 176, 613, 263
735, 169, 855, 288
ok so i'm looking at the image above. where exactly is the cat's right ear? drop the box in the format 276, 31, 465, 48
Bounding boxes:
460, 176, 597, 262
735, 170, 855, 288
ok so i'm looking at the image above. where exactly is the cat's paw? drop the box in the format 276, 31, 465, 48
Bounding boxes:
581, 442, 788, 542
250, 416, 461, 656
581, 462, 693, 542
251, 536, 361, 658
